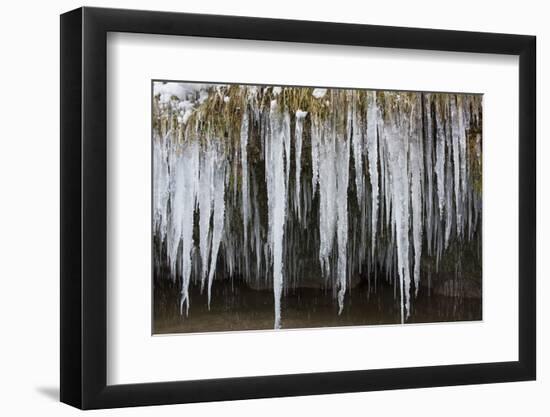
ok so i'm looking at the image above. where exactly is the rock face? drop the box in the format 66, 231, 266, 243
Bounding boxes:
246, 270, 363, 291
432, 277, 481, 299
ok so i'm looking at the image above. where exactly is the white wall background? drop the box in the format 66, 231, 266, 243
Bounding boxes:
0, 0, 545, 415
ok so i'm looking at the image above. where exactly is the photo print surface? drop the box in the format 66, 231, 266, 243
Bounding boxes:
152, 81, 482, 334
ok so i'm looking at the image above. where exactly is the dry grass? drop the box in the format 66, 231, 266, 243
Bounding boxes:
152, 85, 482, 162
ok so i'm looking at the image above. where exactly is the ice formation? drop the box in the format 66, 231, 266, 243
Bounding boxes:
152, 83, 482, 328
294, 110, 307, 220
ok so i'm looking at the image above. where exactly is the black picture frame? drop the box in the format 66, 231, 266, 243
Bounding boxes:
60, 6, 536, 410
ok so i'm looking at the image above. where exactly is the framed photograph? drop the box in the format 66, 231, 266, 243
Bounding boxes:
60, 6, 536, 409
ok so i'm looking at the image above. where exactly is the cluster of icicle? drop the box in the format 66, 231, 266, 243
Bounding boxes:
153, 82, 482, 328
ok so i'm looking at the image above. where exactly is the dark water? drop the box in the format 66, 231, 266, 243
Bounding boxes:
153, 278, 482, 334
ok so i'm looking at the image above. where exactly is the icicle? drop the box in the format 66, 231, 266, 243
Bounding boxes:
423, 94, 434, 254
252, 174, 263, 280
153, 132, 170, 239
317, 118, 337, 277
366, 91, 379, 255
336, 108, 351, 314
283, 111, 291, 198
294, 110, 307, 220
198, 144, 214, 290
207, 153, 226, 309
240, 110, 250, 249
266, 101, 288, 329
381, 95, 412, 323
352, 96, 364, 203
410, 95, 423, 297
169, 142, 199, 316
457, 95, 468, 234
434, 96, 446, 218
311, 118, 321, 195
450, 95, 462, 236
445, 120, 454, 249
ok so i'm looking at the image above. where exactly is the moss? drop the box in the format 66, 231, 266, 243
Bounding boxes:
153, 87, 483, 191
